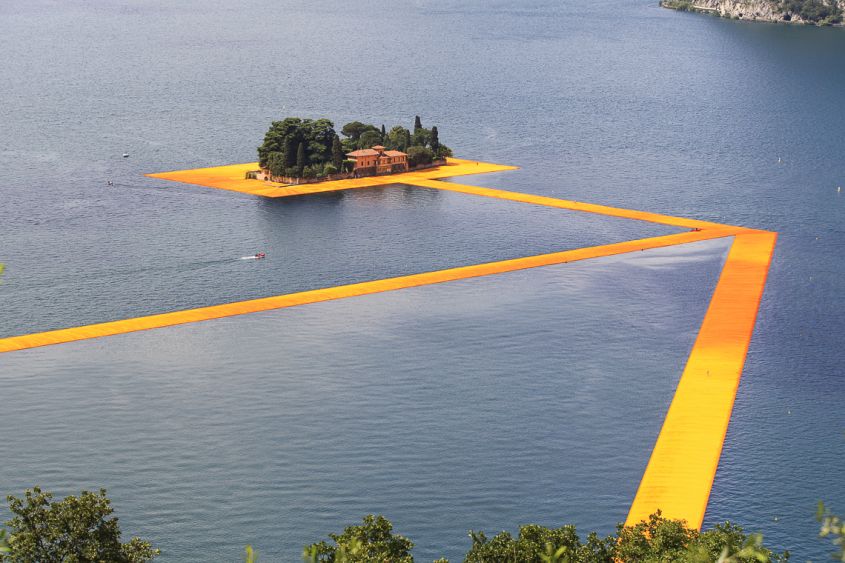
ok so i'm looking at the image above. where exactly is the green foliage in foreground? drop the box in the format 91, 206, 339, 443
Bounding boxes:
817, 501, 845, 562
4, 488, 843, 562
302, 511, 790, 562
303, 515, 414, 562
0, 487, 158, 562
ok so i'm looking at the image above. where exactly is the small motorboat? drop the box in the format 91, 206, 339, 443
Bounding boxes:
254, 252, 266, 259
123, 153, 129, 158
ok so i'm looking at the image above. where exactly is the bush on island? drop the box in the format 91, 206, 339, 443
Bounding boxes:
435, 145, 453, 159
268, 151, 286, 177
407, 146, 435, 167
302, 165, 319, 179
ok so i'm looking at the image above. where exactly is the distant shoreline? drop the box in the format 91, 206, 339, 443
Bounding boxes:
660, 0, 844, 27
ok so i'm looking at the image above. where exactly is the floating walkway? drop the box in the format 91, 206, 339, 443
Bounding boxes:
0, 228, 735, 354
145, 158, 518, 198
625, 230, 777, 528
4, 160, 777, 533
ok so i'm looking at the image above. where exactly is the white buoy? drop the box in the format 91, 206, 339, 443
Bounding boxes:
838, 186, 842, 192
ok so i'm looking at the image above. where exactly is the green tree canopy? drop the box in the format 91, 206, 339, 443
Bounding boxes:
257, 117, 338, 174
782, 0, 842, 22
340, 121, 378, 142
358, 130, 382, 149
413, 127, 431, 148
267, 151, 286, 177
406, 146, 435, 167
301, 118, 337, 165
257, 116, 303, 169
386, 126, 411, 151
258, 116, 449, 177
302, 515, 413, 563
331, 134, 344, 169
296, 141, 306, 175
1, 487, 158, 563
614, 512, 787, 563
301, 512, 787, 563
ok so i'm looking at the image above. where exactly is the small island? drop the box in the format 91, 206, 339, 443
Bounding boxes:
251, 116, 453, 185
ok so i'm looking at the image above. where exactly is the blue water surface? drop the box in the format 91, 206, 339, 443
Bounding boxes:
1, 240, 730, 562
1, 0, 844, 560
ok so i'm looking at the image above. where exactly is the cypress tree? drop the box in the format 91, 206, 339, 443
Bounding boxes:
284, 136, 298, 168
332, 134, 343, 169
430, 126, 440, 154
296, 142, 305, 177
380, 124, 386, 142
403, 130, 411, 151
414, 115, 422, 132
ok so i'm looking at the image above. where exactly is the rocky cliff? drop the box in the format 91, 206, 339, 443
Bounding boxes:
661, 0, 844, 25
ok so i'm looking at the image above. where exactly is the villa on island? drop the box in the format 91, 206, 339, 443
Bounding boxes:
346, 145, 408, 176
254, 116, 451, 184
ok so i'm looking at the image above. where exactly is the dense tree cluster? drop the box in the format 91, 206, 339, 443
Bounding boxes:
781, 0, 842, 23
303, 512, 790, 562
0, 487, 158, 562
9, 488, 843, 562
257, 115, 452, 179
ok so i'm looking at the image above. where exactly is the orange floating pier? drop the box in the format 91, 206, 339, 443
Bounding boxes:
0, 228, 733, 354
146, 158, 517, 198
625, 230, 777, 529
8, 158, 777, 533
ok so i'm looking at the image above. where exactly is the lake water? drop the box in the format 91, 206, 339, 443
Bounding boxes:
1, 0, 843, 560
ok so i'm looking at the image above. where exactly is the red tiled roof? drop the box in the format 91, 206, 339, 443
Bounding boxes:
384, 150, 407, 157
346, 149, 379, 157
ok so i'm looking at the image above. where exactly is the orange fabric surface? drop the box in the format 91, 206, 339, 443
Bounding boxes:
625, 231, 777, 528
10, 158, 779, 531
145, 158, 517, 197
0, 229, 732, 354
410, 179, 731, 231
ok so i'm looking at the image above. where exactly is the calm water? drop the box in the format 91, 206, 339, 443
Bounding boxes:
1, 240, 731, 561
1, 0, 844, 560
